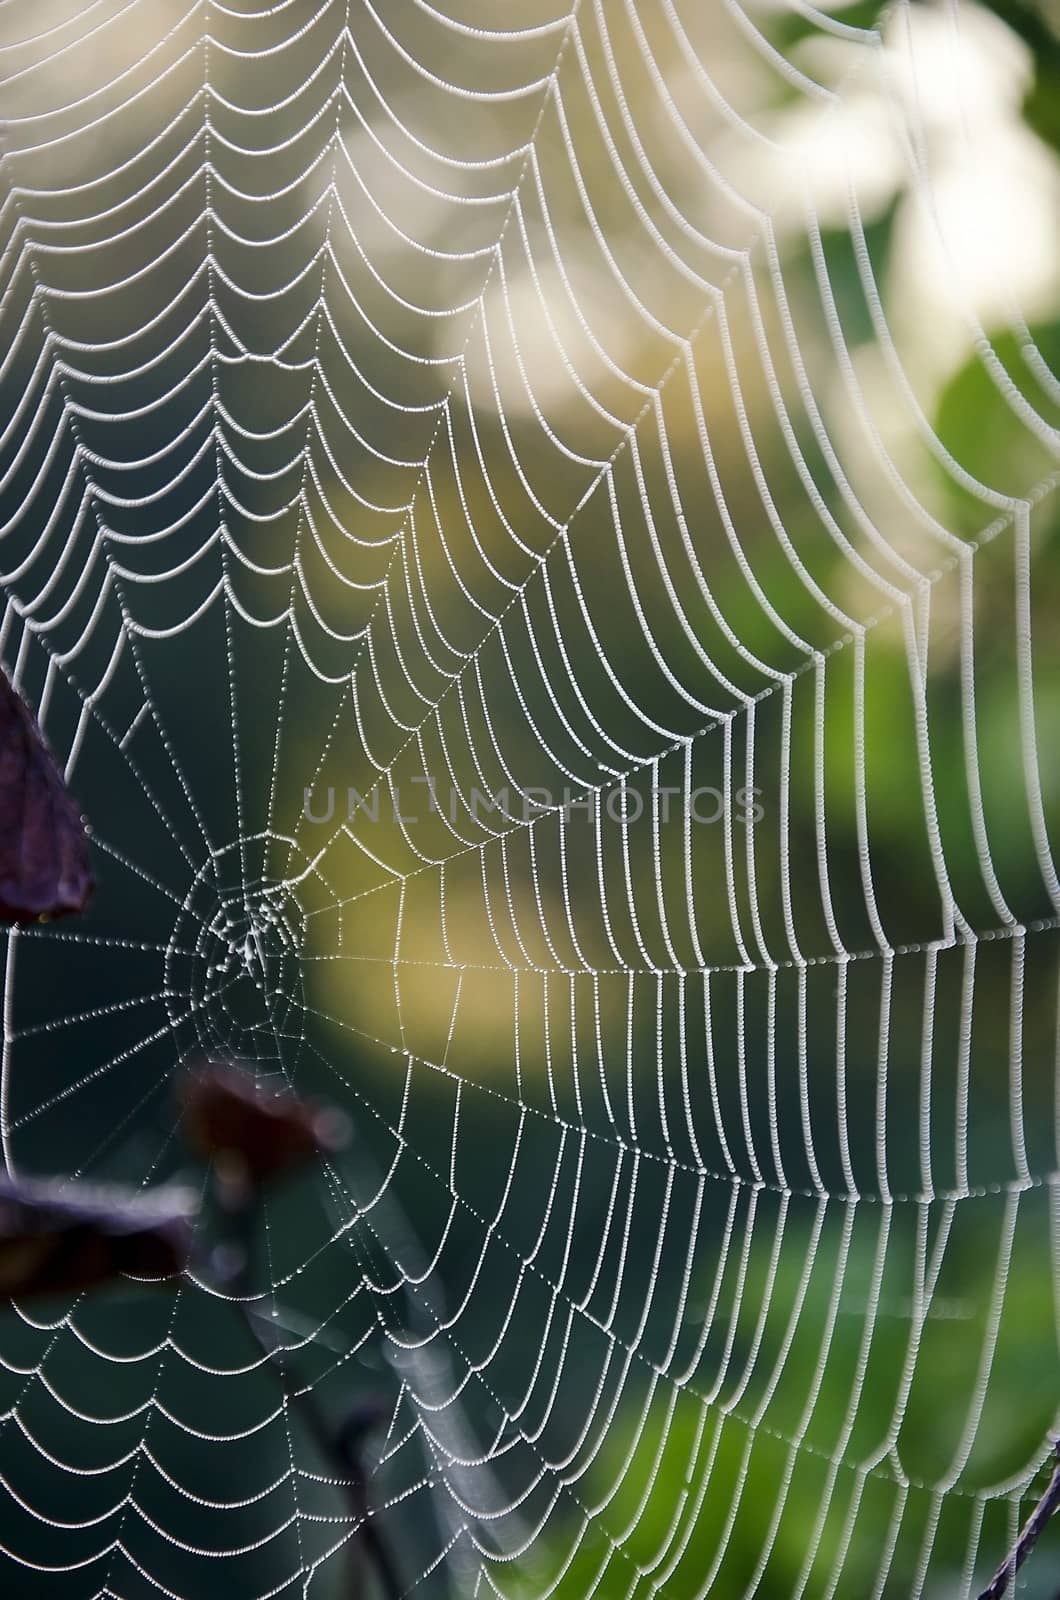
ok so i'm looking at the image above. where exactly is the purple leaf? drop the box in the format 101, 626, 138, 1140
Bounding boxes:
0, 1175, 195, 1298
179, 1060, 349, 1188
0, 669, 93, 923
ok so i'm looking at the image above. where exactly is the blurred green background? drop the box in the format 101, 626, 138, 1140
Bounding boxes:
0, 0, 1059, 1596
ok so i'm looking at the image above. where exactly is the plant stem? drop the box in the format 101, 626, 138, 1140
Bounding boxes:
978, 1439, 1060, 1600
222, 1198, 403, 1600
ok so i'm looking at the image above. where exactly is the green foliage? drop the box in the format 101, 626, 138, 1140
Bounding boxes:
935, 321, 1060, 521
979, 0, 1060, 152
767, 1, 888, 53
510, 1205, 1060, 1598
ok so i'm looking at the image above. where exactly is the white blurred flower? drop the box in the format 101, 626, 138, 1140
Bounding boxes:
771, 0, 1060, 379
882, 1, 1060, 376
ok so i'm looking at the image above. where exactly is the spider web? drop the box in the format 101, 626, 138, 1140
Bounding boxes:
1, 0, 1059, 1596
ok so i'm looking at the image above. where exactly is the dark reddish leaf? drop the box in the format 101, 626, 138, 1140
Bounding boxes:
179, 1061, 349, 1187
0, 1175, 194, 1298
0, 669, 93, 923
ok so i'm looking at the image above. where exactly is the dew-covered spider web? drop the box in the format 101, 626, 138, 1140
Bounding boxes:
1, 0, 1060, 1596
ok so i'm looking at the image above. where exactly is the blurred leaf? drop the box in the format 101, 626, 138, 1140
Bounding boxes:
179, 1060, 349, 1189
979, 0, 1060, 152
0, 668, 93, 924
0, 1174, 193, 1298
934, 320, 1060, 524
816, 202, 898, 350
769, 0, 887, 51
